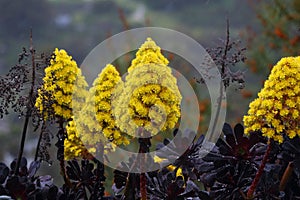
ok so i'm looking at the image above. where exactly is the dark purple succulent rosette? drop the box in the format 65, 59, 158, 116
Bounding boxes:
220, 123, 266, 160
199, 123, 268, 199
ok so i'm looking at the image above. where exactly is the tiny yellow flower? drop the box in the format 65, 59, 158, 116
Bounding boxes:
153, 155, 167, 163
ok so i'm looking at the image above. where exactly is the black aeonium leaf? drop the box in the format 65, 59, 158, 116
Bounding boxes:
148, 128, 208, 199
113, 170, 128, 190
147, 170, 185, 200
65, 159, 105, 199
200, 123, 266, 199
179, 179, 211, 200
5, 176, 27, 200
10, 157, 27, 175
0, 163, 9, 184
28, 161, 40, 178
274, 136, 300, 198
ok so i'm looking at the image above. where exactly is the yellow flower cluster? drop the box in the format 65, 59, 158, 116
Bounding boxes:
46, 38, 182, 160
243, 56, 300, 143
64, 64, 130, 160
64, 117, 118, 160
78, 64, 130, 146
113, 38, 182, 136
64, 118, 91, 160
35, 48, 88, 120
128, 37, 169, 72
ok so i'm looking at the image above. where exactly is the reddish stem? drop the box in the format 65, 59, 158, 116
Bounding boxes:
247, 139, 272, 198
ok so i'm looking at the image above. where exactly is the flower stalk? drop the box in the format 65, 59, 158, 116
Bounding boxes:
14, 30, 36, 175
247, 139, 272, 198
56, 118, 71, 186
34, 121, 45, 161
138, 130, 151, 200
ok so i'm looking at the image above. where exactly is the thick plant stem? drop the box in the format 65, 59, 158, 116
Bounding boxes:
138, 130, 151, 200
34, 121, 45, 161
14, 30, 36, 175
92, 155, 106, 199
140, 153, 147, 200
56, 119, 70, 186
247, 139, 272, 198
34, 129, 42, 161
279, 161, 294, 191
15, 114, 31, 175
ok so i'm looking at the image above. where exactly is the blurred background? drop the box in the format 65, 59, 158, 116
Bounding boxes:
1, 0, 299, 192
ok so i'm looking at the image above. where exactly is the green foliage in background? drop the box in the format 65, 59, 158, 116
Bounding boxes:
247, 0, 300, 77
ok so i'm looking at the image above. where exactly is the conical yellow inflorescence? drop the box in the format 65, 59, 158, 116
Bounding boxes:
128, 37, 169, 72
64, 64, 130, 160
79, 64, 130, 146
35, 48, 88, 120
243, 56, 300, 143
113, 38, 182, 136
